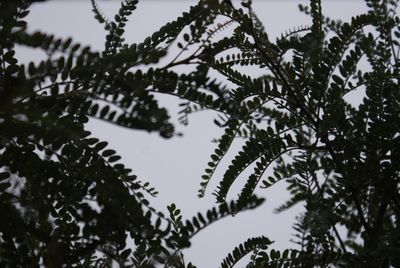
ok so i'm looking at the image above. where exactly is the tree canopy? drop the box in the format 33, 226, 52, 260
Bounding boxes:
0, 0, 399, 267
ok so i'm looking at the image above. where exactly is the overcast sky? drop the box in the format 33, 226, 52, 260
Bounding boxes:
20, 1, 367, 267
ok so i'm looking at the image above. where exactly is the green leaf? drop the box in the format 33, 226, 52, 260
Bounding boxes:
108, 155, 121, 162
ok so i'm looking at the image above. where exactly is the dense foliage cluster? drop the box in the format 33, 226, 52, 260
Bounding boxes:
1, 0, 399, 267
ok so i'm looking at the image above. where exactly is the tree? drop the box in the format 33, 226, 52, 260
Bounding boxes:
0, 0, 399, 267
1, 1, 263, 267
189, 0, 400, 266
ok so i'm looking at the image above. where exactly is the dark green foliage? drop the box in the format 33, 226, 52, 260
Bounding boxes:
0, 0, 179, 265
219, 236, 272, 268
189, 0, 400, 267
1, 0, 400, 267
0, 0, 242, 266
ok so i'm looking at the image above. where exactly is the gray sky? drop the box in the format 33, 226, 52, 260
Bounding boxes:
20, 1, 367, 267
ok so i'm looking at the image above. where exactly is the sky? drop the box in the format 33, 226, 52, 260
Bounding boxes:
19, 1, 367, 267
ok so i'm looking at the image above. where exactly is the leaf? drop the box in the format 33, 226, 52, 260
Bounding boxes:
102, 149, 116, 157
94, 141, 108, 151
108, 155, 121, 162
219, 237, 272, 268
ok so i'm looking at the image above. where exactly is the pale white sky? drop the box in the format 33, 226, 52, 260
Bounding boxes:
20, 1, 367, 267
